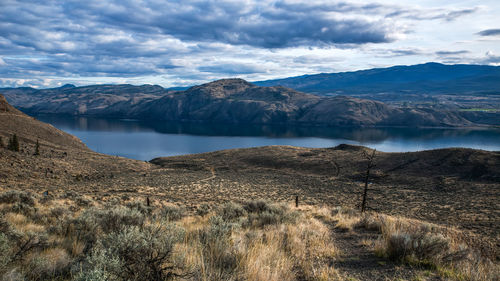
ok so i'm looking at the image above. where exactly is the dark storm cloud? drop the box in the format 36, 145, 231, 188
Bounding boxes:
0, 0, 395, 56
476, 29, 500, 36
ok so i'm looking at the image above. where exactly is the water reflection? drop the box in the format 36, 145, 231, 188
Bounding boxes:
34, 115, 500, 160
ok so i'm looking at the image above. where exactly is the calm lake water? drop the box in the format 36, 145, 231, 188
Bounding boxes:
35, 115, 500, 161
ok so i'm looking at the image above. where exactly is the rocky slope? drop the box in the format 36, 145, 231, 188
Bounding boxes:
2, 79, 477, 127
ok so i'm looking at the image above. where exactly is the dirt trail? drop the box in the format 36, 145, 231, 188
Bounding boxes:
197, 166, 216, 182
321, 219, 440, 281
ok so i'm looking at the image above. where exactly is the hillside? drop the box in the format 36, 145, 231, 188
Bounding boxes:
256, 63, 500, 123
1, 79, 479, 127
1, 84, 171, 116
0, 94, 88, 150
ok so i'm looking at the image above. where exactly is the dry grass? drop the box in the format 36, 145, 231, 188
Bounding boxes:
0, 190, 497, 281
360, 213, 500, 281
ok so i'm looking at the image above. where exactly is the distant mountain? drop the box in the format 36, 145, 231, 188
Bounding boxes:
255, 63, 500, 96
1, 79, 476, 127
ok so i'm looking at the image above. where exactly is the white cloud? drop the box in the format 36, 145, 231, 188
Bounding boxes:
0, 0, 498, 88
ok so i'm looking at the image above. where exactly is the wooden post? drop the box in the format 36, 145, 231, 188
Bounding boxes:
295, 195, 299, 208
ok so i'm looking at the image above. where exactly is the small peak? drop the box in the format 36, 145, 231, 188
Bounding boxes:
59, 84, 76, 89
203, 78, 254, 87
188, 78, 255, 97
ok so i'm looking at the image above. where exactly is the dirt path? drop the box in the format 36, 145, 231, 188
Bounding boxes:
197, 165, 216, 182
321, 219, 440, 281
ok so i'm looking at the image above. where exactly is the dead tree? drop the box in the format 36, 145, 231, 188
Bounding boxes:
361, 149, 376, 213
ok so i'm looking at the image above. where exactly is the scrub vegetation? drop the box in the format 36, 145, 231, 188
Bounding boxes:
0, 190, 497, 281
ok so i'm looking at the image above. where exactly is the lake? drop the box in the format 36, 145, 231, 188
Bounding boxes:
35, 115, 500, 161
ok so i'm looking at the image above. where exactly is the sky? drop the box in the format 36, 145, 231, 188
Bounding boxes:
0, 0, 499, 88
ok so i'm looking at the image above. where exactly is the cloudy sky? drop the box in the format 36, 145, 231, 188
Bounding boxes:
1, 0, 499, 88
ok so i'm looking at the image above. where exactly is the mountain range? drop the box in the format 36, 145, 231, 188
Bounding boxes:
255, 62, 500, 97
1, 63, 499, 127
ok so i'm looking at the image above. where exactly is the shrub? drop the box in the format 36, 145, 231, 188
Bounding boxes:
1, 268, 24, 281
81, 206, 144, 234
159, 205, 186, 221
75, 223, 184, 281
355, 214, 383, 232
62, 191, 77, 199
7, 231, 48, 264
216, 202, 246, 222
0, 190, 36, 206
9, 202, 37, 217
126, 201, 153, 216
243, 200, 270, 213
0, 233, 12, 271
384, 230, 459, 267
242, 201, 296, 228
195, 203, 211, 217
25, 248, 72, 281
75, 196, 92, 207
68, 207, 145, 254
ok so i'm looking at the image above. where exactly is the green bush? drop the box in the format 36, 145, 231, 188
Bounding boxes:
243, 200, 270, 213
159, 205, 186, 221
216, 202, 246, 222
0, 233, 12, 272
75, 223, 184, 281
84, 206, 144, 234
195, 203, 211, 217
126, 201, 153, 215
0, 190, 36, 206
75, 196, 92, 207
242, 201, 296, 228
67, 206, 145, 254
